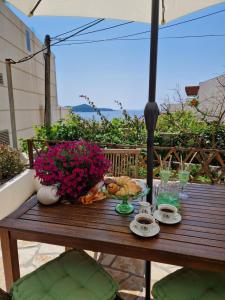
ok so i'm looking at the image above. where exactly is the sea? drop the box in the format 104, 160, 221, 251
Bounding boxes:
74, 110, 144, 121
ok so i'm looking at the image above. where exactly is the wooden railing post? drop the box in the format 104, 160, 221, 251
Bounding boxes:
27, 139, 34, 168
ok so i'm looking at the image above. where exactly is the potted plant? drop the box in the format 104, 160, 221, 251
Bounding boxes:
0, 145, 37, 220
34, 141, 110, 204
0, 144, 25, 185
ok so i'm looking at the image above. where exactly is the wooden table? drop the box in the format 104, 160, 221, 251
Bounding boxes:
1, 183, 225, 298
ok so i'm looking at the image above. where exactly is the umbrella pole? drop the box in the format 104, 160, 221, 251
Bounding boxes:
44, 34, 51, 131
5, 59, 18, 149
144, 0, 160, 299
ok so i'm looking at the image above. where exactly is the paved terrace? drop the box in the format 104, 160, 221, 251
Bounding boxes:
0, 241, 179, 299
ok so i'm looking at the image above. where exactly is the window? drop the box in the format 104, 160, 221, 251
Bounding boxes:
0, 130, 10, 145
25, 30, 31, 52
0, 73, 4, 85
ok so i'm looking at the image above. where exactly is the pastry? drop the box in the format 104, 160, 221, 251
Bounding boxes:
115, 176, 131, 186
79, 193, 94, 205
111, 176, 142, 197
106, 176, 142, 198
115, 184, 129, 196
126, 181, 141, 195
93, 192, 106, 202
115, 187, 127, 196
104, 178, 116, 185
79, 181, 106, 204
107, 183, 119, 194
79, 191, 106, 204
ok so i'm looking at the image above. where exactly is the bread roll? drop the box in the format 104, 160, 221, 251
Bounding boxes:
107, 183, 119, 194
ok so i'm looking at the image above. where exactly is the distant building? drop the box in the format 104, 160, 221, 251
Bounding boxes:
166, 75, 225, 123
0, 1, 68, 146
185, 75, 225, 122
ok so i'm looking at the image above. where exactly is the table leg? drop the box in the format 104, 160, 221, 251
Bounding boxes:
145, 261, 151, 300
1, 231, 20, 292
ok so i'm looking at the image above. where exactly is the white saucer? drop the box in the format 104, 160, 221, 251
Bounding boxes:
153, 210, 182, 224
129, 220, 160, 237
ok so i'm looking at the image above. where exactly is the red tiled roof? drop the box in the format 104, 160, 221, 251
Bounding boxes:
185, 86, 199, 96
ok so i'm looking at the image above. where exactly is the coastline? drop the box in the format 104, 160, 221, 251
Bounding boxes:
73, 110, 144, 120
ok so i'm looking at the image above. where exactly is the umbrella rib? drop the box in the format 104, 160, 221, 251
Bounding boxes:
29, 0, 43, 16
161, 0, 166, 24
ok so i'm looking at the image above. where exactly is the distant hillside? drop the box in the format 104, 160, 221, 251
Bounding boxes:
72, 104, 114, 112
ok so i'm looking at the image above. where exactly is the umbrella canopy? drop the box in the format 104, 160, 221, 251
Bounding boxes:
7, 0, 225, 23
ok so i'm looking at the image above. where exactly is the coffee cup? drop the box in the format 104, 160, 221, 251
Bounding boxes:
139, 201, 151, 215
134, 213, 156, 233
158, 204, 177, 220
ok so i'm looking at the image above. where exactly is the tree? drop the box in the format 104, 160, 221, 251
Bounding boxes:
160, 86, 193, 133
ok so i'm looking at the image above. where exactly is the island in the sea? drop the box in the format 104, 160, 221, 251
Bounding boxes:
72, 104, 114, 112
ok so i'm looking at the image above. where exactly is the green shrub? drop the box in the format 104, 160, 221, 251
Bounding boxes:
20, 106, 225, 151
0, 145, 25, 182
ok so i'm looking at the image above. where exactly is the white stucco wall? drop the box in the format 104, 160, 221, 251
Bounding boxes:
168, 76, 225, 123
198, 75, 225, 118
0, 1, 68, 145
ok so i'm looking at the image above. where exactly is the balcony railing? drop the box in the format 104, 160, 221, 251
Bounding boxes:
27, 139, 225, 184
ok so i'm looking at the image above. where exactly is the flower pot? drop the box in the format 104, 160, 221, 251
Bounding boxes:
37, 185, 59, 205
0, 169, 36, 220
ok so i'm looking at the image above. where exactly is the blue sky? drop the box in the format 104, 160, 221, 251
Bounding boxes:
7, 2, 225, 109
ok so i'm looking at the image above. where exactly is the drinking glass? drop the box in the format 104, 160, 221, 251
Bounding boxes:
160, 169, 171, 184
178, 170, 190, 200
157, 181, 180, 209
160, 161, 172, 185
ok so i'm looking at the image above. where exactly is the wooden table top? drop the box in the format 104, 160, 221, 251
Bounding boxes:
1, 183, 225, 272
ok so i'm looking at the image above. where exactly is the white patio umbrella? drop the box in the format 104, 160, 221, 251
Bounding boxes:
7, 0, 224, 199
7, 0, 225, 23
6, 1, 225, 299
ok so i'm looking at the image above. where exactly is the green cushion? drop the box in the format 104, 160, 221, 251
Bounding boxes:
152, 268, 225, 300
11, 250, 118, 300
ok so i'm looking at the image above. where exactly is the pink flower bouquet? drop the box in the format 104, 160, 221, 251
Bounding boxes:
34, 141, 110, 202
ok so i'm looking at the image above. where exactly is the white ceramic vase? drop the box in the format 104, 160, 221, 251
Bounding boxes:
37, 185, 59, 205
